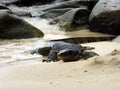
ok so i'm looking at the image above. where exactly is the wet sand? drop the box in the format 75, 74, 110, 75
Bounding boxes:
0, 41, 120, 90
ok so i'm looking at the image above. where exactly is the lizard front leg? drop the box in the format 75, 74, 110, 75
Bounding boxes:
42, 50, 58, 62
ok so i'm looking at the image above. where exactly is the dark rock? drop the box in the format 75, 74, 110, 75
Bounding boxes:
50, 7, 90, 31
12, 10, 32, 17
0, 10, 44, 39
87, 0, 99, 11
84, 70, 88, 72
89, 0, 120, 35
0, 4, 10, 10
11, 0, 55, 6
42, 0, 89, 12
54, 0, 69, 3
40, 8, 72, 19
39, 0, 98, 19
43, 0, 98, 12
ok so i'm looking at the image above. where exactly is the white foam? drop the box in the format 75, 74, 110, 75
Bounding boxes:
0, 4, 69, 65
112, 36, 120, 43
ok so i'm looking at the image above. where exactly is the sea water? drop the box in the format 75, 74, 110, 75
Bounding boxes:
0, 3, 68, 65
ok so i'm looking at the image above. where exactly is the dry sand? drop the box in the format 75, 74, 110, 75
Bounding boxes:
0, 41, 120, 90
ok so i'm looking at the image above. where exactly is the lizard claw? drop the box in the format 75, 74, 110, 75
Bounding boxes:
42, 59, 52, 62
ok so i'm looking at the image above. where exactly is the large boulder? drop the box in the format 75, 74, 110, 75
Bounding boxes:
0, 10, 44, 39
89, 0, 120, 35
49, 7, 90, 31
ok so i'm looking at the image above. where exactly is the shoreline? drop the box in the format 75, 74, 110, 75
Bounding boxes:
0, 41, 120, 90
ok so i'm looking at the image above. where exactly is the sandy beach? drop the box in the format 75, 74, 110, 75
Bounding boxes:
0, 41, 120, 90
0, 0, 120, 90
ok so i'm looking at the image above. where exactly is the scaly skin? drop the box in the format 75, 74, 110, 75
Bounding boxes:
31, 41, 98, 62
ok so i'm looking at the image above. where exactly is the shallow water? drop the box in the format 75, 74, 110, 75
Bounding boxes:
0, 9, 71, 66
23, 17, 67, 40
0, 3, 71, 65
0, 39, 40, 64
0, 16, 67, 66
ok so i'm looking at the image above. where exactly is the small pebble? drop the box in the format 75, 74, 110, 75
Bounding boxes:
84, 70, 88, 72
49, 82, 53, 84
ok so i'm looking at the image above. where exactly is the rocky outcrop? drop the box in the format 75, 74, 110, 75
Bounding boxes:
0, 10, 44, 39
41, 0, 98, 31
0, 0, 99, 32
49, 7, 90, 31
89, 0, 120, 35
